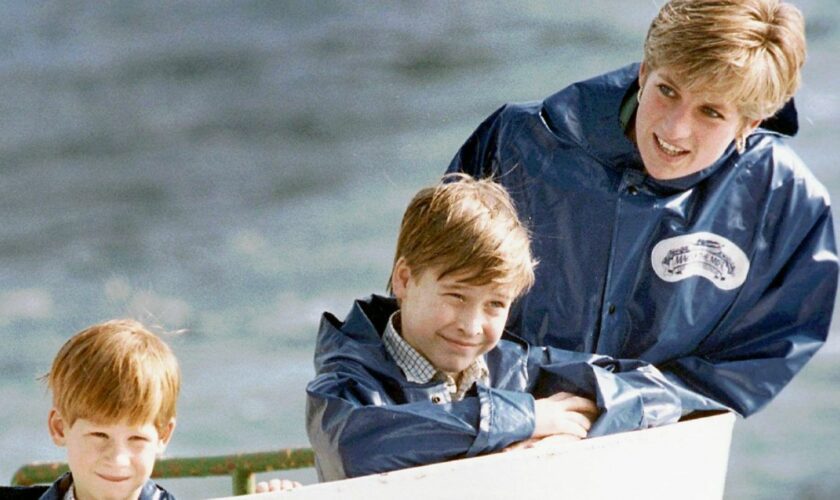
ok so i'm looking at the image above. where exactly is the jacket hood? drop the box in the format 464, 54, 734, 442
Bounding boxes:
541, 63, 643, 171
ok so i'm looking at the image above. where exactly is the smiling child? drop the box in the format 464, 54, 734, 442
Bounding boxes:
12, 320, 180, 500
306, 174, 677, 481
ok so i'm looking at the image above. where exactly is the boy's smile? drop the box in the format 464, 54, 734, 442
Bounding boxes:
48, 411, 174, 500
391, 259, 514, 375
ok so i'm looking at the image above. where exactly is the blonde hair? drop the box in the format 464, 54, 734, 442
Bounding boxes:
47, 319, 180, 434
390, 173, 536, 298
643, 0, 806, 121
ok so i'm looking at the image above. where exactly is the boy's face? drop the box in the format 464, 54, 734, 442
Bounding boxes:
48, 410, 174, 500
391, 258, 514, 375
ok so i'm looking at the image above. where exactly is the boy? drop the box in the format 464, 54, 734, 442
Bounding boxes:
10, 319, 180, 500
306, 175, 676, 481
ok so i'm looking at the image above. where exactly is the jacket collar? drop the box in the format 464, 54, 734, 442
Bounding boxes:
315, 295, 406, 382
37, 473, 71, 500
38, 473, 171, 500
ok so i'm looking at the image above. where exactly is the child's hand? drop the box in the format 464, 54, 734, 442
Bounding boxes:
255, 478, 302, 493
532, 391, 599, 439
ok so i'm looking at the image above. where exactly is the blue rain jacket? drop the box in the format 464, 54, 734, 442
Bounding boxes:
306, 295, 680, 481
447, 63, 838, 421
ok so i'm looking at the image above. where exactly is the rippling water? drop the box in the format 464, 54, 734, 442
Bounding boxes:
2, 1, 838, 498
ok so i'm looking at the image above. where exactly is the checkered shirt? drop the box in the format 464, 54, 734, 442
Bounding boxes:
382, 312, 489, 402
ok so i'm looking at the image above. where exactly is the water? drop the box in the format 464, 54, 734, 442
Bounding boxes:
1, 1, 838, 498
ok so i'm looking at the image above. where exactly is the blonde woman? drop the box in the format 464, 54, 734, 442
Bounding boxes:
449, 0, 837, 434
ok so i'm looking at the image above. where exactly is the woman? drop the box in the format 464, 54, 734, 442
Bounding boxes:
448, 0, 837, 434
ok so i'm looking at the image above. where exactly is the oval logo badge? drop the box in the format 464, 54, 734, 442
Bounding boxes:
651, 232, 749, 291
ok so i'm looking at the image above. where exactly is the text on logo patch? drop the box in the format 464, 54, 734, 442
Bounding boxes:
651, 232, 749, 290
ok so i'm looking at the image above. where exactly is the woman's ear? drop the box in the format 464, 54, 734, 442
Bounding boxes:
391, 257, 412, 300
48, 408, 67, 447
741, 117, 762, 137
736, 117, 763, 152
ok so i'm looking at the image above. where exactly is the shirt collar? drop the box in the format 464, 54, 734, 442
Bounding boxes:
382, 312, 489, 400
619, 85, 638, 133
382, 311, 438, 384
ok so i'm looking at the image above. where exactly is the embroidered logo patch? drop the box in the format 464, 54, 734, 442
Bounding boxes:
651, 232, 749, 290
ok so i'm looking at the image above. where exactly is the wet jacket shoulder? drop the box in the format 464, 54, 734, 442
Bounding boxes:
306, 294, 678, 481
447, 63, 838, 422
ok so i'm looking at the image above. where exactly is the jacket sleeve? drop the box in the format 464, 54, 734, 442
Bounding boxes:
661, 205, 838, 418
515, 343, 682, 437
306, 359, 535, 481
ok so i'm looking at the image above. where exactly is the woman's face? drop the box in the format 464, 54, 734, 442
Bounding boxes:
633, 64, 757, 180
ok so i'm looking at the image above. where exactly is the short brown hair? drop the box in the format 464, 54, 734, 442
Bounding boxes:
390, 173, 536, 297
643, 0, 806, 121
47, 319, 180, 434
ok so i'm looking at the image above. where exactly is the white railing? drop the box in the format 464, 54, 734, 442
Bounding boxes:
217, 412, 736, 500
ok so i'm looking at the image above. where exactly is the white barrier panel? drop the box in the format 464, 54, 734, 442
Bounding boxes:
216, 412, 736, 500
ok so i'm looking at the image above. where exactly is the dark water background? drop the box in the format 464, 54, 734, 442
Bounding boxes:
1, 2, 838, 498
